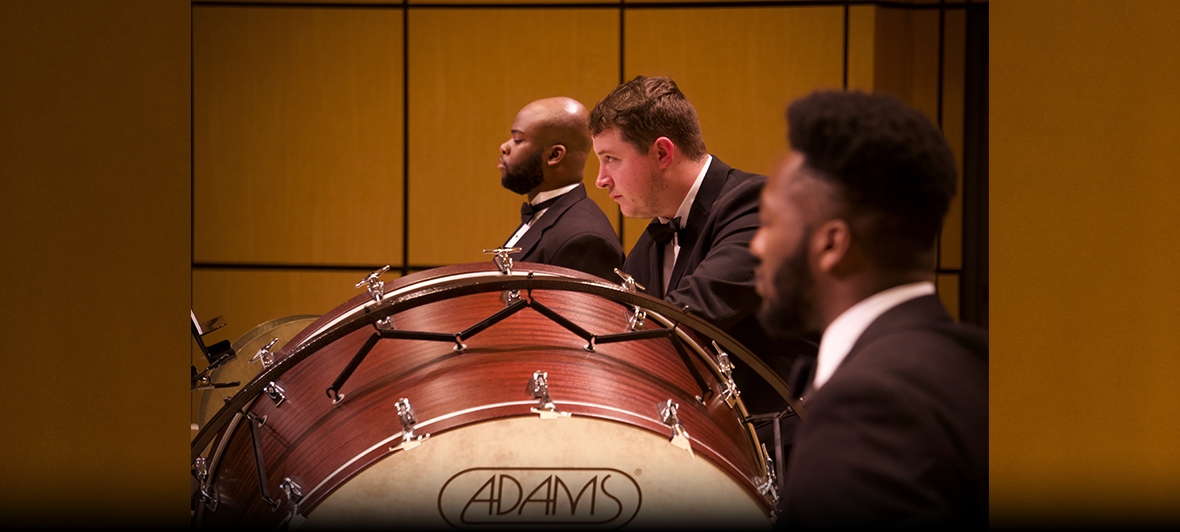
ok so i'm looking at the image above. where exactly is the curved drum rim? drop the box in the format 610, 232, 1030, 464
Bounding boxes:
188, 264, 807, 464
191, 262, 806, 464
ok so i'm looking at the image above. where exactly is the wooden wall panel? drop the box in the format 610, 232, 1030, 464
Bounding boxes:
622, 5, 845, 254
940, 9, 966, 273
847, 5, 877, 92
1, 0, 190, 523
407, 8, 619, 267
872, 7, 916, 105
993, 0, 1180, 523
193, 6, 404, 267
936, 272, 960, 325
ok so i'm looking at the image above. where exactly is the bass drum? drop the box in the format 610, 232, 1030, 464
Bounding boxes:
194, 314, 319, 435
191, 262, 795, 530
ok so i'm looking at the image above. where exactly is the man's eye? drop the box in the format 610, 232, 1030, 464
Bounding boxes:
514, 139, 523, 144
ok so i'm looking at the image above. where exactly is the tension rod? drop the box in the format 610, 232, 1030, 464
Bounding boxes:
245, 412, 280, 509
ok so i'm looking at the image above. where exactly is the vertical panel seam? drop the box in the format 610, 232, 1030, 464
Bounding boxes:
843, 1, 849, 90
618, 0, 626, 245
403, 2, 411, 277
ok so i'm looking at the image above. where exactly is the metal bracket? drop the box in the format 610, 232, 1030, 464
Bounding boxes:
528, 371, 570, 419
191, 364, 240, 392
614, 268, 646, 293
193, 457, 218, 512
192, 310, 235, 367
657, 399, 693, 456
390, 398, 430, 452
483, 247, 521, 275
248, 337, 280, 369
263, 381, 286, 407
758, 443, 780, 511
614, 269, 648, 330
502, 289, 523, 307
626, 307, 647, 331
712, 341, 740, 407
279, 476, 304, 524
356, 265, 391, 306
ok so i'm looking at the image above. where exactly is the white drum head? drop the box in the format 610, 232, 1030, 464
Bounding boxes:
299, 415, 772, 530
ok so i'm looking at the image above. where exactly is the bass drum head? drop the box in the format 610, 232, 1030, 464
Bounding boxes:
194, 314, 319, 434
300, 416, 770, 530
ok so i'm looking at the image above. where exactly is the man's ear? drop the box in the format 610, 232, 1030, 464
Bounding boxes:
812, 218, 858, 276
547, 144, 566, 166
652, 137, 675, 169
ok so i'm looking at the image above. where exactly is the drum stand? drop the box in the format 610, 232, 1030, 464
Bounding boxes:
191, 310, 239, 392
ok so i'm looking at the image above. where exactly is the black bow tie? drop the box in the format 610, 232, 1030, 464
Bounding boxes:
646, 217, 682, 246
520, 196, 562, 224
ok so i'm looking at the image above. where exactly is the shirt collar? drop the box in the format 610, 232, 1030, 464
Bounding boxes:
531, 182, 580, 206
812, 281, 936, 391
659, 155, 711, 225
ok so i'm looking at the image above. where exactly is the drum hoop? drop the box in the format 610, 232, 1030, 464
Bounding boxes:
191, 266, 806, 463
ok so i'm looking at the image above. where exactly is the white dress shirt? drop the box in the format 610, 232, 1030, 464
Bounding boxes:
811, 281, 937, 391
657, 155, 711, 295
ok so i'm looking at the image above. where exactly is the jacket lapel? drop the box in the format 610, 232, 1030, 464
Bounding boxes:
508, 183, 586, 262
666, 157, 728, 292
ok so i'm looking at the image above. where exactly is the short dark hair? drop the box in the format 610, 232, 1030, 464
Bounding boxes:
787, 90, 957, 270
589, 76, 708, 160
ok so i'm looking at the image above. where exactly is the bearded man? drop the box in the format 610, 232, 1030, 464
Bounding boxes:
497, 97, 623, 280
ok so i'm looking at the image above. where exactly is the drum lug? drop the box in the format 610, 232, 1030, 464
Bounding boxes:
279, 476, 304, 525
614, 269, 649, 331
626, 306, 647, 331
390, 398, 430, 452
355, 265, 391, 306
502, 289, 523, 306
528, 371, 570, 419
264, 381, 286, 407
248, 337, 280, 369
657, 399, 694, 457
758, 443, 781, 511
614, 267, 647, 293
712, 341, 741, 408
192, 457, 218, 512
483, 247, 522, 275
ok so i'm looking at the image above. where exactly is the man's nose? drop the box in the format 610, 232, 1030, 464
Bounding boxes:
594, 167, 610, 189
500, 140, 510, 155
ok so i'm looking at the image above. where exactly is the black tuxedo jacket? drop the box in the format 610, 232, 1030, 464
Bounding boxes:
781, 295, 988, 528
506, 183, 624, 282
622, 157, 816, 416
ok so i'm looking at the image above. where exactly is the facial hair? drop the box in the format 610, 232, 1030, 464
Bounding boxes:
756, 235, 818, 338
501, 150, 545, 195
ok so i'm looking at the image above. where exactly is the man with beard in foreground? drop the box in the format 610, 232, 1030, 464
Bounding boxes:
497, 97, 623, 280
750, 90, 987, 528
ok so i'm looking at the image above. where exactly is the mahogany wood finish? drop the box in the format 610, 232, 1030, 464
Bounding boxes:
193, 262, 795, 528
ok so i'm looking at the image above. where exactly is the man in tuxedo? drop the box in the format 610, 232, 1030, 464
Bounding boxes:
498, 97, 623, 281
588, 76, 816, 419
751, 90, 987, 528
